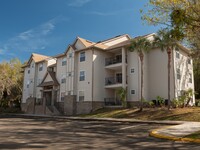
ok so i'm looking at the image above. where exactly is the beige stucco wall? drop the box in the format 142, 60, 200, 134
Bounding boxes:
76, 49, 93, 102
147, 48, 175, 100
174, 47, 195, 103
127, 50, 140, 101
56, 55, 67, 101
35, 61, 48, 99
22, 60, 36, 103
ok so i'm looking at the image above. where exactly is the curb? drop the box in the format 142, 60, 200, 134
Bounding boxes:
149, 128, 200, 144
2, 113, 182, 125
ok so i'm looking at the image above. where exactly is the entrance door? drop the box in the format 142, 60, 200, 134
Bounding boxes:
44, 92, 52, 106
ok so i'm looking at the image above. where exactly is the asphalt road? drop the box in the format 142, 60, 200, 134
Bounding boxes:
0, 116, 199, 150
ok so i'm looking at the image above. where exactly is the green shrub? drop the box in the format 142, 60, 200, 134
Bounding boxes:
156, 96, 165, 107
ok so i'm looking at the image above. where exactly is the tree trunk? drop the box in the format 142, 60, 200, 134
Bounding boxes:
167, 47, 172, 110
139, 52, 144, 111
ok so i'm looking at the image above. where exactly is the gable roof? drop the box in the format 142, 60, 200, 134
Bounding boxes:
77, 37, 95, 47
38, 71, 59, 87
22, 53, 50, 68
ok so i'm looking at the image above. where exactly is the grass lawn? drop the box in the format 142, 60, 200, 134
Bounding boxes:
185, 131, 200, 139
80, 107, 200, 122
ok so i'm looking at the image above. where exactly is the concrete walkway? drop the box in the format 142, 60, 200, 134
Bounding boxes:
4, 113, 200, 143
150, 121, 200, 143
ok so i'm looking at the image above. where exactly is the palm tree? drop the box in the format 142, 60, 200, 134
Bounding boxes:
152, 29, 178, 110
129, 37, 152, 111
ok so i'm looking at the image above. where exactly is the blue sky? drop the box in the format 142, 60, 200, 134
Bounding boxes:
0, 0, 161, 62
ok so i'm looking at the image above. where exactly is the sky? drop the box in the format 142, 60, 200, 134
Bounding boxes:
0, 0, 162, 62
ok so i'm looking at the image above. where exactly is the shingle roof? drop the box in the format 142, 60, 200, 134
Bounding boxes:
32, 53, 49, 63
22, 53, 50, 68
77, 37, 95, 48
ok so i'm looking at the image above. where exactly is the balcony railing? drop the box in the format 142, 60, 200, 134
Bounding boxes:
104, 98, 122, 106
105, 77, 122, 85
105, 56, 122, 66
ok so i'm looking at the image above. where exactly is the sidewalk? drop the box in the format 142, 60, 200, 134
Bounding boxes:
150, 121, 200, 143
4, 113, 200, 143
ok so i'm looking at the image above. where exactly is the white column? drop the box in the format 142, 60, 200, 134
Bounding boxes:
122, 47, 126, 88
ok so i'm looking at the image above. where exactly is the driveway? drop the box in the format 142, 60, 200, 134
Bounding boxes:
0, 115, 199, 150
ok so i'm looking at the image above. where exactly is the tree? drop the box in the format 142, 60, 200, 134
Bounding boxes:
129, 37, 152, 111
152, 29, 178, 110
141, 0, 200, 50
0, 58, 23, 108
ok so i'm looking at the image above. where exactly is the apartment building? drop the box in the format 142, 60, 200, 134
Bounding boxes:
21, 34, 195, 115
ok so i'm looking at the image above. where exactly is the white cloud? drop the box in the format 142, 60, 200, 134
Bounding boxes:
68, 0, 91, 7
88, 11, 115, 16
87, 9, 133, 16
0, 16, 68, 55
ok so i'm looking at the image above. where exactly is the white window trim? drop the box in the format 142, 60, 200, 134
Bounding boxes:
62, 57, 67, 66
80, 52, 85, 62
39, 64, 43, 71
79, 70, 85, 81
78, 90, 85, 101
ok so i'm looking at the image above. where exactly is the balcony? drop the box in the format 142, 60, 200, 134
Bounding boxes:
105, 56, 122, 66
105, 76, 122, 85
105, 76, 122, 88
104, 98, 122, 106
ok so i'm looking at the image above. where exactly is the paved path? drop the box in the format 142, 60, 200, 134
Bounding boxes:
0, 115, 200, 149
150, 121, 200, 143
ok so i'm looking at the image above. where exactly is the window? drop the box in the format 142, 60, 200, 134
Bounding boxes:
188, 58, 191, 64
79, 71, 85, 81
79, 91, 84, 101
61, 92, 65, 101
189, 73, 192, 83
61, 75, 66, 83
69, 53, 73, 58
130, 68, 135, 74
175, 48, 180, 59
131, 90, 135, 95
62, 57, 67, 66
68, 91, 71, 95
27, 81, 30, 88
80, 52, 85, 62
28, 69, 30, 74
31, 64, 34, 68
39, 64, 43, 71
177, 68, 181, 79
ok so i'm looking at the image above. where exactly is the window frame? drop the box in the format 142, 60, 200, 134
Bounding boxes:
79, 91, 84, 101
62, 57, 67, 66
61, 92, 65, 101
80, 52, 85, 62
61, 74, 66, 83
177, 68, 181, 80
39, 64, 43, 71
189, 73, 192, 83
79, 71, 85, 81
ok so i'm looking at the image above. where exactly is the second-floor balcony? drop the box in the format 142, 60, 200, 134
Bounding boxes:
105, 76, 122, 86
